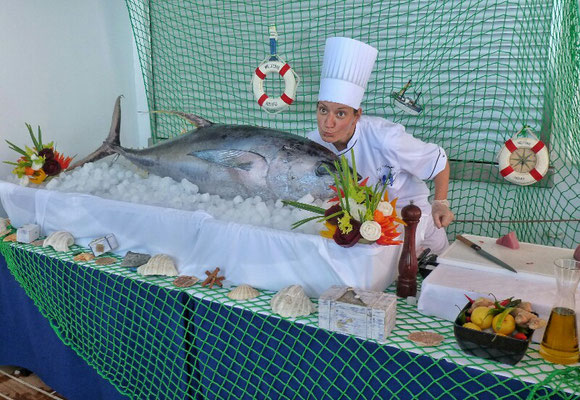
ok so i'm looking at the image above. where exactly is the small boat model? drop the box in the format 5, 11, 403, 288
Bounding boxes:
391, 80, 423, 116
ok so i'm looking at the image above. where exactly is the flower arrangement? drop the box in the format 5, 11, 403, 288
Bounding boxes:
284, 151, 404, 248
4, 123, 73, 186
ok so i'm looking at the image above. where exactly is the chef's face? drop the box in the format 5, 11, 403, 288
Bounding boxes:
316, 101, 361, 151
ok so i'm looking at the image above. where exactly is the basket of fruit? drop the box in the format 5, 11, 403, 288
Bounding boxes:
453, 295, 546, 365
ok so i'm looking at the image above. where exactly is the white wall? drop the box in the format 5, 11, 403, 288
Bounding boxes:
0, 1, 148, 196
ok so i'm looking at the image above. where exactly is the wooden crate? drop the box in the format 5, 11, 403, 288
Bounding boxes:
318, 286, 397, 343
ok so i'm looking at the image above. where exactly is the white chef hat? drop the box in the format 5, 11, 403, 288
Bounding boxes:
318, 37, 378, 109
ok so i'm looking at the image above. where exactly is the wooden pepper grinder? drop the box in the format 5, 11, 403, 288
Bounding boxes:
396, 202, 422, 298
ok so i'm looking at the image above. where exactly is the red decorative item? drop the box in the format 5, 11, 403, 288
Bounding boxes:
496, 231, 520, 249
396, 202, 422, 298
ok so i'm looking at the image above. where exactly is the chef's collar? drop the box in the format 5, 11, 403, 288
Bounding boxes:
335, 124, 360, 156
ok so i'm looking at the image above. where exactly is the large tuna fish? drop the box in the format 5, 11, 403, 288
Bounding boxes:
70, 97, 340, 201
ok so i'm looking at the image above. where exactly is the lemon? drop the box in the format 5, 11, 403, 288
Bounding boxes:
470, 306, 494, 329
463, 322, 482, 331
492, 313, 516, 335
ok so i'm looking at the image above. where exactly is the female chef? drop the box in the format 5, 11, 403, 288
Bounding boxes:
307, 37, 454, 254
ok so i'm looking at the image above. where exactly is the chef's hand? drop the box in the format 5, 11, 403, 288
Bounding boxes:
431, 199, 454, 228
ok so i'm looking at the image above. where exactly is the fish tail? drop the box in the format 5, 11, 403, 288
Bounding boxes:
68, 96, 122, 170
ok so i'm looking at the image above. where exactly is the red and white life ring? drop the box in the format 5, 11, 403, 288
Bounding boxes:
252, 60, 297, 113
497, 130, 549, 186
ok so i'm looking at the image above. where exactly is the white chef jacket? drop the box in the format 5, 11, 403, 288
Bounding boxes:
307, 115, 450, 254
307, 115, 447, 214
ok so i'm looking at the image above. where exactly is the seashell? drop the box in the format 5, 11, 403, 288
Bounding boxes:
228, 284, 260, 300
407, 331, 445, 347
95, 257, 117, 266
270, 285, 315, 318
3, 233, 17, 242
0, 218, 11, 236
173, 275, 199, 288
137, 254, 178, 277
120, 251, 151, 267
73, 252, 95, 262
43, 231, 74, 252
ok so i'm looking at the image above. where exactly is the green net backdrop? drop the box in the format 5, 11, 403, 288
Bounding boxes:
125, 0, 579, 248
2, 238, 580, 399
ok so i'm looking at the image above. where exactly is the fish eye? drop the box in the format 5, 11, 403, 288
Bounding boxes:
316, 161, 335, 177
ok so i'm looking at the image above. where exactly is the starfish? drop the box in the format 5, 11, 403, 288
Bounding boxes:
201, 267, 225, 288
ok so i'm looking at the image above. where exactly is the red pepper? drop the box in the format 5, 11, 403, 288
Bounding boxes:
513, 332, 527, 340
466, 316, 471, 322
500, 299, 510, 306
464, 294, 475, 303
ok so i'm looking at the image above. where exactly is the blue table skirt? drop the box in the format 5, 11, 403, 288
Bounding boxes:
0, 250, 192, 400
0, 249, 573, 400
0, 254, 127, 400
194, 298, 540, 400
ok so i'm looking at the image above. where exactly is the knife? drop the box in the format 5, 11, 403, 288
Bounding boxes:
455, 235, 517, 273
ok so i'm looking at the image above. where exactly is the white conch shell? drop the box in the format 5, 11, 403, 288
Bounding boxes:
43, 231, 74, 252
0, 218, 10, 236
137, 254, 178, 277
227, 284, 259, 300
270, 285, 315, 318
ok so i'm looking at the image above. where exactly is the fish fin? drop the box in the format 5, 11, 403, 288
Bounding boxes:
150, 110, 213, 129
189, 149, 265, 171
68, 95, 122, 170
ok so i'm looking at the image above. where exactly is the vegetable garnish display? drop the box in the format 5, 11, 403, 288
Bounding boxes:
4, 123, 74, 186
283, 151, 404, 248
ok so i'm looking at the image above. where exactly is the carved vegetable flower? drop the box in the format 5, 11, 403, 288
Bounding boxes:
347, 198, 367, 221
283, 151, 403, 248
377, 201, 393, 217
42, 158, 62, 176
360, 220, 382, 241
333, 218, 361, 247
30, 154, 44, 171
324, 203, 342, 226
4, 123, 74, 185
38, 148, 55, 160
28, 169, 47, 184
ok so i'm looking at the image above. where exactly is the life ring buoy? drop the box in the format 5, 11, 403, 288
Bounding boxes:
497, 129, 549, 186
252, 60, 297, 113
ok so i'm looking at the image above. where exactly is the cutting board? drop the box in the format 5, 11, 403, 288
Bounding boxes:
438, 234, 575, 282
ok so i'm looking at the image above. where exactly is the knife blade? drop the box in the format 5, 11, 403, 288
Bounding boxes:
455, 235, 517, 273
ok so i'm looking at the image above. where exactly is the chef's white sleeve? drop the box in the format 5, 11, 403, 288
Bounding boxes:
394, 134, 448, 180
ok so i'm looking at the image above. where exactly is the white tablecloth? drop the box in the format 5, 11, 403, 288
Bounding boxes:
418, 263, 580, 342
0, 180, 404, 297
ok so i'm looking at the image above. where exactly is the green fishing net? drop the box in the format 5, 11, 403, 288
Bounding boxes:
125, 0, 579, 247
4, 1, 580, 399
2, 239, 579, 399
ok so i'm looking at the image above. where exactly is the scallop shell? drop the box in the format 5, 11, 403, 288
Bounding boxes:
228, 284, 259, 300
95, 257, 117, 266
0, 218, 10, 236
3, 233, 17, 242
43, 231, 74, 252
73, 252, 95, 262
137, 254, 178, 277
173, 275, 199, 288
270, 285, 315, 318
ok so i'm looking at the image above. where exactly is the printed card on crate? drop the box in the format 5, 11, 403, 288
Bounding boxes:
89, 234, 119, 257
319, 286, 397, 343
